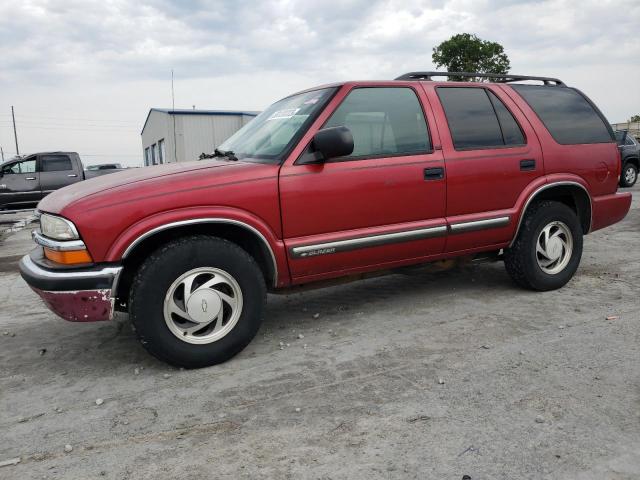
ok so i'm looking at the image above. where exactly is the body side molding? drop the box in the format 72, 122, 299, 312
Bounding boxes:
449, 216, 511, 234
290, 225, 447, 258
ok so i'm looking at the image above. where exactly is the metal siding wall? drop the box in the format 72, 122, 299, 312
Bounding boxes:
143, 112, 254, 164
241, 115, 255, 126
179, 114, 244, 162
141, 111, 173, 164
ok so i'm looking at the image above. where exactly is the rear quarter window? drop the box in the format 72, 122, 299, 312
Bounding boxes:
41, 155, 73, 172
511, 85, 614, 145
436, 87, 525, 150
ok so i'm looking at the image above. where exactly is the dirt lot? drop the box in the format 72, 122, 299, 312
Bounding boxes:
1, 187, 639, 480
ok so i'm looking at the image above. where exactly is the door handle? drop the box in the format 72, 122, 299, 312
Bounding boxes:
25, 177, 37, 180
424, 167, 445, 180
520, 159, 536, 171
67, 174, 78, 177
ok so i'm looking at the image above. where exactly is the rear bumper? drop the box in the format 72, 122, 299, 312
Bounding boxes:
19, 252, 122, 322
591, 191, 632, 232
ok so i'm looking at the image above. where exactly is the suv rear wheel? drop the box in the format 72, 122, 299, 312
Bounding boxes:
129, 235, 266, 368
620, 162, 638, 188
504, 201, 583, 291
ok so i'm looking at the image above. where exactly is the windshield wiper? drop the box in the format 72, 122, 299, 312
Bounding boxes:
199, 149, 239, 161
214, 148, 238, 161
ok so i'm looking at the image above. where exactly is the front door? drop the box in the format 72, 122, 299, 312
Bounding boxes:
280, 85, 447, 282
424, 84, 544, 252
0, 157, 41, 208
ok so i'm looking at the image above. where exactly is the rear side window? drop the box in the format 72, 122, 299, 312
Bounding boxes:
437, 87, 524, 150
511, 85, 614, 145
41, 155, 72, 172
487, 91, 525, 145
324, 87, 431, 158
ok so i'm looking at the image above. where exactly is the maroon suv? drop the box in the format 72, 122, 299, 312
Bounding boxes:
20, 72, 632, 367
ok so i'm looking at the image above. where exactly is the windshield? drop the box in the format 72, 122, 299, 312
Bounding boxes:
216, 87, 336, 163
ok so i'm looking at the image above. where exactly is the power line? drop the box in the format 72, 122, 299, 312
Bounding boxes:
0, 120, 138, 128
0, 124, 139, 132
0, 113, 140, 124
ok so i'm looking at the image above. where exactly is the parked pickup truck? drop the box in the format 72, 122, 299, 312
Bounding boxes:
0, 152, 123, 210
20, 72, 632, 368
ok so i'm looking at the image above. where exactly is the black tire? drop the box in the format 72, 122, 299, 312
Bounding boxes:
504, 201, 583, 291
620, 162, 638, 188
129, 235, 266, 368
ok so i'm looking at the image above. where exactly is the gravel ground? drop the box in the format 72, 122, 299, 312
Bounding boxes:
0, 187, 638, 480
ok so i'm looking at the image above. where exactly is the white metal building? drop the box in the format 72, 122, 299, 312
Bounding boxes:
141, 109, 258, 165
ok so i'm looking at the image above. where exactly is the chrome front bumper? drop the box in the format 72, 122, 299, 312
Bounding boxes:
19, 253, 123, 322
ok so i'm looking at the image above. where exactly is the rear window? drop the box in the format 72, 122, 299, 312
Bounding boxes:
41, 155, 73, 172
487, 91, 525, 146
437, 87, 524, 150
511, 85, 614, 145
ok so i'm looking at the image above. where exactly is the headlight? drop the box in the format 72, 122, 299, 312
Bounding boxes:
40, 214, 79, 240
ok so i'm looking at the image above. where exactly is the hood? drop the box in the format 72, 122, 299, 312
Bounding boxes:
38, 159, 274, 215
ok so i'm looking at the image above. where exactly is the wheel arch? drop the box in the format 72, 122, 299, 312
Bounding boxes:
115, 218, 279, 305
623, 156, 639, 168
510, 181, 592, 247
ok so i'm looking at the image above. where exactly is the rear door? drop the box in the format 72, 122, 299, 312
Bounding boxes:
39, 153, 81, 195
424, 84, 544, 252
280, 84, 447, 281
0, 157, 41, 208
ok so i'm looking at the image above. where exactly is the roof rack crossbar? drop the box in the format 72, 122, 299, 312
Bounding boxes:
395, 71, 565, 86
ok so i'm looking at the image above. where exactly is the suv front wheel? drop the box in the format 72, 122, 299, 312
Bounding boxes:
129, 235, 266, 368
504, 201, 583, 291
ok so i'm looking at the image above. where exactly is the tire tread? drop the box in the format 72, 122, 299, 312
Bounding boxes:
129, 234, 266, 367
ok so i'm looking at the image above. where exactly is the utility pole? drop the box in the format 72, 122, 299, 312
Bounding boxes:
171, 69, 177, 163
11, 106, 19, 156
1, 146, 4, 162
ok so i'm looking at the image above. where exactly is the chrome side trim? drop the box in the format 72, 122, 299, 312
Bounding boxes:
508, 181, 592, 247
449, 216, 511, 234
291, 225, 447, 258
121, 218, 279, 287
32, 230, 86, 251
20, 254, 123, 297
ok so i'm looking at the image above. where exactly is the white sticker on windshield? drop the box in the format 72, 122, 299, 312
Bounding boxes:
303, 98, 319, 105
267, 108, 300, 121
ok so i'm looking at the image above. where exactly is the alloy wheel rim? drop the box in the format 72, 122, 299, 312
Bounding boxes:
625, 166, 636, 184
163, 267, 243, 345
535, 221, 573, 275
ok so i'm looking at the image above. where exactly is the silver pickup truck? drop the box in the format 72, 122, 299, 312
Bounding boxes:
0, 152, 125, 210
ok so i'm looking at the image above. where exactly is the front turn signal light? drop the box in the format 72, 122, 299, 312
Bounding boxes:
44, 247, 93, 265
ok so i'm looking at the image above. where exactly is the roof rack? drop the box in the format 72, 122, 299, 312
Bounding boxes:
395, 71, 565, 86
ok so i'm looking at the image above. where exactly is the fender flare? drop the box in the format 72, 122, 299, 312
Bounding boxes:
509, 180, 592, 247
107, 207, 286, 287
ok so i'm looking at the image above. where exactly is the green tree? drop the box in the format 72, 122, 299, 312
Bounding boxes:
432, 33, 510, 81
629, 114, 640, 123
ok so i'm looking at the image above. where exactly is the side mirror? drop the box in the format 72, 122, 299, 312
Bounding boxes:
299, 126, 354, 165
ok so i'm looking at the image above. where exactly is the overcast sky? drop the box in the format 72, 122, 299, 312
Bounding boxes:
1, 0, 639, 167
